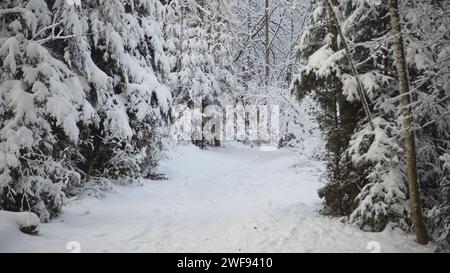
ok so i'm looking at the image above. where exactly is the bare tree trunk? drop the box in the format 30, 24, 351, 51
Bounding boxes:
246, 0, 252, 92
388, 0, 429, 245
264, 0, 270, 84
286, 14, 294, 83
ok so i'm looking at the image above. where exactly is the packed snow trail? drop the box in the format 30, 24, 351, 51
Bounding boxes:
0, 143, 432, 252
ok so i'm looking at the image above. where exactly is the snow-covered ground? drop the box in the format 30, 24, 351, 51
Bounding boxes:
0, 143, 433, 252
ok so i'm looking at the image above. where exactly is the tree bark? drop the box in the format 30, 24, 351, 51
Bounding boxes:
388, 0, 429, 245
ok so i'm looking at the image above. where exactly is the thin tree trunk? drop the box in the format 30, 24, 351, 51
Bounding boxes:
246, 0, 252, 92
325, 0, 374, 129
264, 0, 270, 84
388, 0, 429, 245
286, 14, 294, 83
325, 0, 363, 185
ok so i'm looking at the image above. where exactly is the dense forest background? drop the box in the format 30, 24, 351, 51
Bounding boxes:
0, 0, 449, 251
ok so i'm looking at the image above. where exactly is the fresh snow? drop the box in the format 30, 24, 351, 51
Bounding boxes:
0, 211, 40, 238
0, 143, 433, 253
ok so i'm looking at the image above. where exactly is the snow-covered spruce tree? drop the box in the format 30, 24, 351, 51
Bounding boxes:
293, 0, 362, 216
295, 0, 450, 243
400, 0, 450, 248
0, 0, 171, 221
294, 0, 410, 230
208, 2, 240, 107
430, 153, 450, 251
60, 0, 171, 182
389, 0, 429, 244
164, 0, 239, 147
337, 0, 412, 232
348, 0, 450, 242
0, 0, 90, 221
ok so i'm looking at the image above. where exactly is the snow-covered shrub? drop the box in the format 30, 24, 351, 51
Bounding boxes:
427, 153, 450, 252
348, 118, 410, 231
0, 210, 40, 235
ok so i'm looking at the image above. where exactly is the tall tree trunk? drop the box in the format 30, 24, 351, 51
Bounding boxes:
246, 0, 252, 92
388, 0, 429, 245
286, 14, 294, 83
264, 0, 270, 84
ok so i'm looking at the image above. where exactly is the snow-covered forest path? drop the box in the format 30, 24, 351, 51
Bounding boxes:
0, 143, 432, 252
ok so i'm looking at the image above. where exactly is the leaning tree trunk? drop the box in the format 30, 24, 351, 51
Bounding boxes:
388, 0, 429, 245
325, 0, 373, 129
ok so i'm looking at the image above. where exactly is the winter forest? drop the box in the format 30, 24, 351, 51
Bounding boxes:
0, 0, 449, 253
